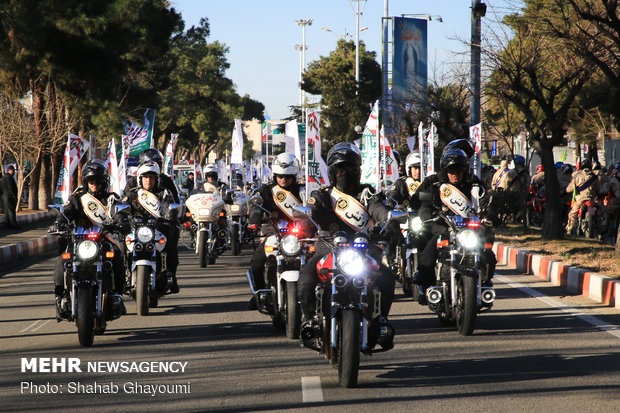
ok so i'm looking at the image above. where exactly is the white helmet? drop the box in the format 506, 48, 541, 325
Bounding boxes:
137, 161, 160, 186
203, 163, 218, 176
272, 153, 299, 176
405, 151, 421, 171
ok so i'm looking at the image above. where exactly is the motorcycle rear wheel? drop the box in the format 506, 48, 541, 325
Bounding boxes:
285, 281, 300, 339
77, 286, 95, 347
338, 309, 361, 388
198, 231, 208, 268
456, 276, 477, 336
136, 266, 150, 316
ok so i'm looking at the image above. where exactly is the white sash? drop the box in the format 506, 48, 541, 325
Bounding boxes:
137, 189, 162, 218
80, 193, 120, 249
439, 183, 473, 218
405, 177, 421, 197
329, 187, 373, 232
271, 185, 302, 220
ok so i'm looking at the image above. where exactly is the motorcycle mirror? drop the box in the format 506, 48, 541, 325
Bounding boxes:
112, 204, 130, 217
251, 194, 264, 206
167, 203, 183, 219
292, 205, 311, 219
387, 210, 407, 223
48, 204, 64, 216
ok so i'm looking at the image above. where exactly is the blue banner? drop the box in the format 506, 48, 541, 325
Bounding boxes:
392, 17, 427, 109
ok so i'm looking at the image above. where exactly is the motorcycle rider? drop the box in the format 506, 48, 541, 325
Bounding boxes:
565, 159, 600, 234
199, 163, 233, 202
123, 148, 180, 203
387, 150, 422, 209
50, 160, 129, 320
247, 152, 304, 309
414, 148, 497, 303
123, 161, 180, 293
531, 165, 545, 194
298, 142, 395, 349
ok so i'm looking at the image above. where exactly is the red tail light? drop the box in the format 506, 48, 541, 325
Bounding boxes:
467, 221, 480, 229
249, 224, 257, 230
87, 233, 99, 240
183, 221, 192, 228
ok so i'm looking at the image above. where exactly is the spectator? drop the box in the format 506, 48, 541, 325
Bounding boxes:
1, 166, 18, 228
182, 172, 195, 191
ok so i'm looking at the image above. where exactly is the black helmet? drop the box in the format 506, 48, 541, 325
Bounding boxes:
327, 142, 361, 191
139, 148, 164, 168
444, 139, 474, 159
81, 160, 109, 192
580, 159, 592, 170
440, 148, 469, 172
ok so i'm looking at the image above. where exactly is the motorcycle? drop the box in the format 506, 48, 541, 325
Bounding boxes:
296, 206, 403, 388
246, 195, 309, 339
185, 184, 228, 267
576, 198, 601, 239
392, 207, 422, 300
526, 184, 545, 228
49, 204, 129, 347
422, 210, 496, 336
124, 204, 181, 316
226, 189, 249, 255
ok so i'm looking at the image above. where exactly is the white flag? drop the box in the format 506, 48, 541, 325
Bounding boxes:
470, 123, 482, 179
305, 111, 329, 200
231, 119, 243, 165
418, 122, 426, 181
53, 133, 91, 203
426, 124, 436, 177
285, 120, 302, 162
380, 126, 399, 186
105, 139, 120, 196
163, 133, 178, 177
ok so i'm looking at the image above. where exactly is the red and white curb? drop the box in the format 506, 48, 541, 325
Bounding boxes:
0, 211, 52, 224
0, 235, 58, 267
493, 243, 619, 310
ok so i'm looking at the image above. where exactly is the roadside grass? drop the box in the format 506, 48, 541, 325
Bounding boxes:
494, 224, 620, 279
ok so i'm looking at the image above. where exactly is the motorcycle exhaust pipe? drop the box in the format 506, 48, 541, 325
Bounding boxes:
246, 270, 257, 294
426, 287, 442, 305
481, 288, 496, 304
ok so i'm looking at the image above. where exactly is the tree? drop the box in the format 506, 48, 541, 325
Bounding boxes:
301, 39, 381, 146
484, 1, 595, 239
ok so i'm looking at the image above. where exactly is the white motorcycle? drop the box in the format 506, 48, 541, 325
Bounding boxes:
226, 189, 248, 256
185, 184, 228, 268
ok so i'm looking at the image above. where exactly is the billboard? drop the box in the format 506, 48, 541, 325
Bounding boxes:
392, 17, 427, 112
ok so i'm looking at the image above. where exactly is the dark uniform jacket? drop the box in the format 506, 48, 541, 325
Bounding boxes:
249, 182, 303, 236
0, 172, 17, 202
306, 184, 390, 236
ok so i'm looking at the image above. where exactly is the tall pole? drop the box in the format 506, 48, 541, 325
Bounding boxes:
470, 0, 483, 126
296, 19, 312, 125
382, 0, 389, 129
355, 0, 360, 88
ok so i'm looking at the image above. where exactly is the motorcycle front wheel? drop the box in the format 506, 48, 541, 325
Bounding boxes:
456, 276, 477, 336
231, 223, 240, 256
198, 230, 208, 268
285, 281, 300, 339
77, 286, 95, 347
338, 309, 361, 388
136, 266, 150, 316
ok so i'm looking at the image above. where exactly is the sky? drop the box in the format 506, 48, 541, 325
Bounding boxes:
169, 1, 517, 121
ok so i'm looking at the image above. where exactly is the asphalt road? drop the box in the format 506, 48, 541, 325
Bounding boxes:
1, 245, 619, 412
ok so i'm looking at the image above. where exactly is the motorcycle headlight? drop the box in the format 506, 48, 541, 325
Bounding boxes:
457, 229, 480, 250
337, 249, 366, 277
199, 208, 211, 216
137, 226, 154, 243
77, 240, 99, 260
410, 216, 423, 232
231, 204, 241, 212
281, 234, 301, 256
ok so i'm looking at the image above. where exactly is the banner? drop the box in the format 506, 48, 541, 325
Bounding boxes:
418, 122, 426, 181
217, 159, 229, 184
53, 133, 91, 203
162, 133, 178, 177
380, 126, 399, 186
470, 123, 482, 178
285, 120, 302, 162
360, 101, 381, 189
261, 122, 268, 142
305, 111, 330, 200
123, 108, 156, 157
105, 139, 120, 196
231, 119, 243, 165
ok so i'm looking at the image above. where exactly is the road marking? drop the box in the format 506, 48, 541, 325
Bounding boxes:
301, 376, 324, 403
30, 319, 51, 331
20, 320, 43, 333
497, 275, 620, 340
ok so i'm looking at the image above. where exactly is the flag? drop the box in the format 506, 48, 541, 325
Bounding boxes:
425, 124, 436, 176
379, 126, 399, 185
492, 141, 497, 157
305, 111, 330, 200
285, 120, 302, 162
105, 139, 120, 196
123, 108, 156, 156
231, 119, 243, 165
53, 133, 91, 203
163, 133, 178, 177
469, 123, 482, 178
261, 122, 268, 142
360, 101, 381, 189
406, 136, 416, 152
418, 122, 426, 181
560, 148, 567, 162
217, 159, 229, 184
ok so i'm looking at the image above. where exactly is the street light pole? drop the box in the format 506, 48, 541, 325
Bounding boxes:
296, 19, 313, 124
470, 1, 486, 126
348, 0, 366, 91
